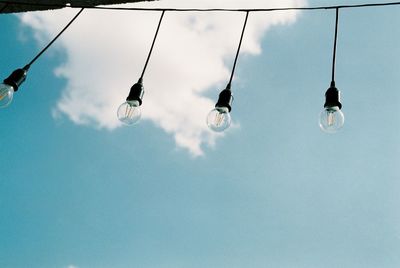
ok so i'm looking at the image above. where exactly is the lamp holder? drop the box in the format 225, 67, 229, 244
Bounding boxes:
3, 67, 28, 92
324, 81, 342, 109
215, 85, 233, 112
126, 78, 144, 105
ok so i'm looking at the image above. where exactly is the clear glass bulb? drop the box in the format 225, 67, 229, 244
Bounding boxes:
207, 106, 231, 132
117, 100, 141, 125
319, 106, 344, 133
0, 83, 14, 108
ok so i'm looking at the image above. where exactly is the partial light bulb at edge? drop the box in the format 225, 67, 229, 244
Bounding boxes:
0, 83, 14, 108
319, 106, 344, 133
117, 100, 141, 125
207, 106, 231, 132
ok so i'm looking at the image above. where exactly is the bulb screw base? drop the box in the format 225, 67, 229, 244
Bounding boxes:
215, 86, 233, 112
324, 81, 342, 109
3, 68, 28, 92
126, 78, 144, 105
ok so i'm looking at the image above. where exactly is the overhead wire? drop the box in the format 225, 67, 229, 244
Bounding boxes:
23, 8, 84, 70
140, 10, 165, 80
1, 0, 400, 12
228, 11, 249, 89
331, 8, 339, 84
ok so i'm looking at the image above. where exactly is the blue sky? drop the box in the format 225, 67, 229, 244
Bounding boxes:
1, 1, 400, 267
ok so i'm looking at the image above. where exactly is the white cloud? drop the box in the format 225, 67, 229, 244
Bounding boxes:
19, 0, 306, 156
66, 265, 78, 268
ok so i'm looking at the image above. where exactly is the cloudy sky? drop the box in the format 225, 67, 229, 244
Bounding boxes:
1, 0, 400, 267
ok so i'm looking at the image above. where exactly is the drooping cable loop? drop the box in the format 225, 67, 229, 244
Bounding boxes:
228, 11, 249, 89
140, 10, 165, 81
24, 8, 84, 70
331, 8, 339, 84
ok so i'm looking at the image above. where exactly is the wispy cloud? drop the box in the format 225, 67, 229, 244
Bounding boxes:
19, 0, 306, 156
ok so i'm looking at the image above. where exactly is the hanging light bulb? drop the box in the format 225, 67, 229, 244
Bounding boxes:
319, 82, 344, 133
0, 83, 14, 108
319, 107, 344, 133
117, 11, 165, 126
117, 79, 144, 125
207, 87, 233, 132
0, 67, 27, 108
117, 100, 141, 125
320, 8, 344, 133
207, 107, 231, 132
207, 12, 249, 133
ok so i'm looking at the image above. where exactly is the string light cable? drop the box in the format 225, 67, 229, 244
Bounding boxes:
117, 10, 166, 125
1, 1, 400, 132
0, 8, 84, 108
1, 1, 400, 12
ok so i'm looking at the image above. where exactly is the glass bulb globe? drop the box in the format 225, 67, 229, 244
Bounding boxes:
0, 83, 14, 108
319, 106, 344, 133
207, 106, 231, 132
117, 100, 141, 125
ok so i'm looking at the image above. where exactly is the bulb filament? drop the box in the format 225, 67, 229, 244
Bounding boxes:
125, 104, 135, 118
214, 112, 225, 126
327, 111, 335, 126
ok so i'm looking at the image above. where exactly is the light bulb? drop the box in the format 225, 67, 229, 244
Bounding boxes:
207, 106, 231, 132
319, 106, 344, 133
117, 100, 141, 125
0, 83, 14, 108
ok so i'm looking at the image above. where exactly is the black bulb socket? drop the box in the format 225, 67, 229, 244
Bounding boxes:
3, 68, 28, 92
324, 81, 342, 109
126, 78, 144, 105
215, 87, 233, 112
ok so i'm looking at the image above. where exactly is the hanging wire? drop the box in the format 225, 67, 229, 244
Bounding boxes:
23, 8, 84, 70
331, 8, 339, 83
140, 10, 165, 80
228, 11, 249, 89
1, 1, 400, 12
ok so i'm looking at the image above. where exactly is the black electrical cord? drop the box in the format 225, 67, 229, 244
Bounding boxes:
331, 8, 339, 84
228, 11, 249, 89
140, 10, 165, 80
1, 1, 400, 12
24, 7, 84, 70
